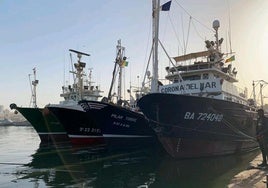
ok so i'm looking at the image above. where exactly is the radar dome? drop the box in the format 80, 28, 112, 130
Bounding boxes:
213, 20, 220, 30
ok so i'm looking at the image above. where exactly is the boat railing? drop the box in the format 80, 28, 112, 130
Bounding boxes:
166, 61, 234, 78
222, 81, 247, 99
167, 61, 214, 74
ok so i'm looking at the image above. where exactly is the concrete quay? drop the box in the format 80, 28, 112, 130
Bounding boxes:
228, 153, 268, 188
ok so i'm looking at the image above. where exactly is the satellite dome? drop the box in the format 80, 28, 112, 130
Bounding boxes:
213, 20, 220, 30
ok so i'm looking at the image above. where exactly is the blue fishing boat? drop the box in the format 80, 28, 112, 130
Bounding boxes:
137, 0, 258, 158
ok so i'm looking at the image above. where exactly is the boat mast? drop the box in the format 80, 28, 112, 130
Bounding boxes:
253, 81, 257, 106
259, 80, 268, 108
252, 80, 268, 108
213, 20, 220, 51
31, 67, 38, 108
151, 0, 160, 93
107, 40, 126, 103
117, 40, 124, 102
260, 83, 264, 108
69, 49, 90, 100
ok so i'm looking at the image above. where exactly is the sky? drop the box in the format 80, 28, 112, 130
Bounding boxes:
1, 0, 268, 110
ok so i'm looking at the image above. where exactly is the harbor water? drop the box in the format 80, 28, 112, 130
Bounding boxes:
0, 124, 260, 188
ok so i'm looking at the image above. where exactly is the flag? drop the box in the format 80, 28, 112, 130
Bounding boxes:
225, 55, 235, 63
123, 60, 128, 67
120, 60, 129, 67
161, 1, 171, 11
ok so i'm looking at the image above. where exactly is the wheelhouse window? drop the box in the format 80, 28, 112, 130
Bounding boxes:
173, 78, 179, 83
213, 74, 220, 79
182, 75, 201, 81
203, 73, 209, 79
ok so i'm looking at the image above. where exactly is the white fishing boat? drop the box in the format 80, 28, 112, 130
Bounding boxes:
10, 50, 102, 143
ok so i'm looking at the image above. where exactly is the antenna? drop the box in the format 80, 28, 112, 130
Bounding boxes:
212, 20, 220, 51
69, 49, 90, 57
227, 0, 233, 53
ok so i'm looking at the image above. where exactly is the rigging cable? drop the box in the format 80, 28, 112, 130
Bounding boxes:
184, 16, 192, 55
191, 21, 206, 41
141, 44, 153, 92
142, 15, 153, 85
167, 14, 183, 52
147, 117, 255, 140
174, 0, 214, 33
145, 102, 257, 141
144, 109, 256, 141
181, 14, 186, 55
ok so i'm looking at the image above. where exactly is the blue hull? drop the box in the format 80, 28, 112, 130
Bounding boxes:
79, 100, 158, 149
48, 101, 159, 149
137, 93, 258, 158
47, 106, 104, 146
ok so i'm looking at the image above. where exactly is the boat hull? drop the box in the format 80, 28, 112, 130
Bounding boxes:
77, 100, 159, 149
15, 107, 69, 143
137, 93, 258, 158
47, 100, 158, 148
47, 105, 104, 146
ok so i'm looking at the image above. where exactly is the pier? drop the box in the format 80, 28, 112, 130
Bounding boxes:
228, 153, 268, 188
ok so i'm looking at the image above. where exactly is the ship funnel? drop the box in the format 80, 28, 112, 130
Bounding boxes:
213, 20, 220, 30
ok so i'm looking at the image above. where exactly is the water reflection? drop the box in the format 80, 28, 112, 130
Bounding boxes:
155, 150, 260, 188
18, 144, 162, 187
18, 144, 259, 188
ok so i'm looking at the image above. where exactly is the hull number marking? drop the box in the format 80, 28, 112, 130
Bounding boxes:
184, 112, 223, 122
